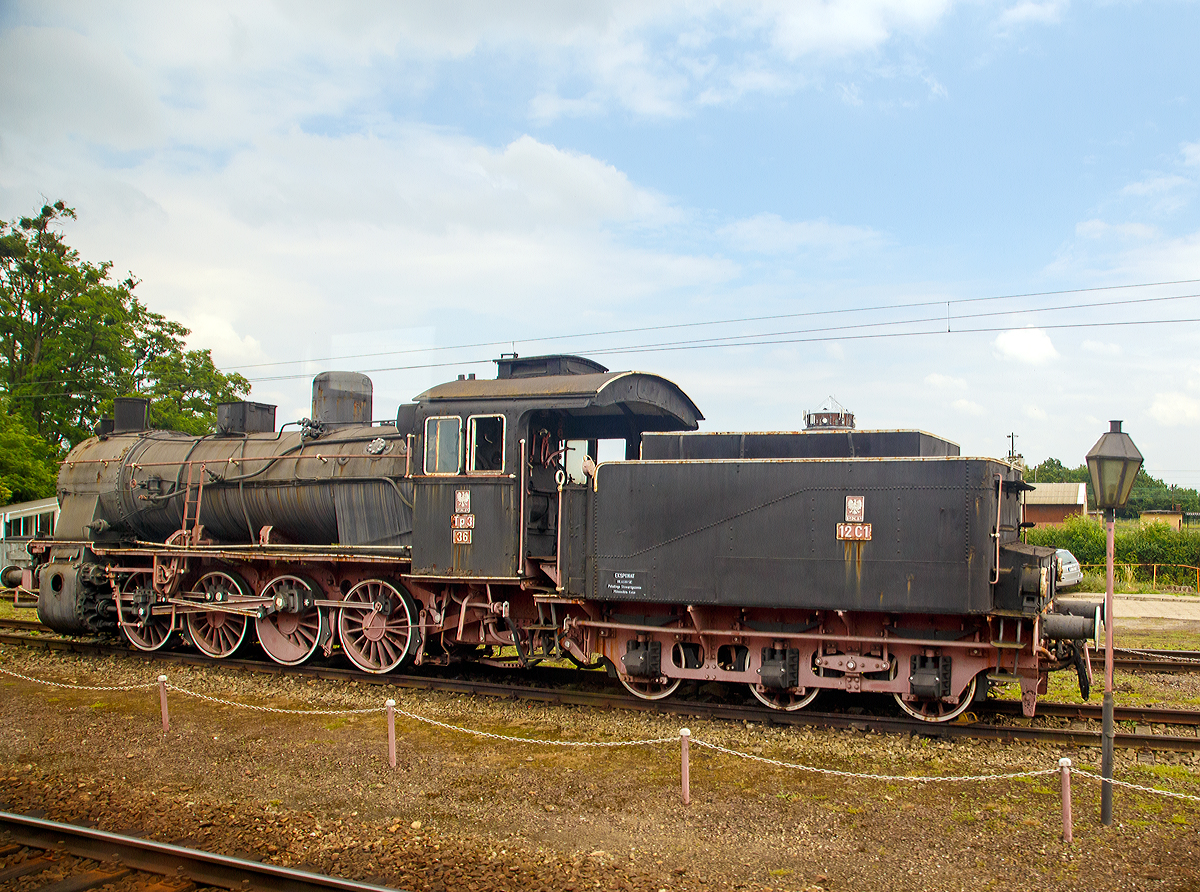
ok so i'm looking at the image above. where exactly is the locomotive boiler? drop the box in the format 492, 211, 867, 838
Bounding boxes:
31, 355, 1097, 721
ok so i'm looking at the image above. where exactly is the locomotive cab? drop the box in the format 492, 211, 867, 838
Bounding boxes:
407, 355, 702, 589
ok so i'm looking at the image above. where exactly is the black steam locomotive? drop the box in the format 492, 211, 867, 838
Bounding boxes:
32, 355, 1096, 722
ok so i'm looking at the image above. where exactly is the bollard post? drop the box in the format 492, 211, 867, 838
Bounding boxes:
680, 728, 691, 806
386, 699, 397, 769
157, 675, 169, 733
1059, 757, 1073, 844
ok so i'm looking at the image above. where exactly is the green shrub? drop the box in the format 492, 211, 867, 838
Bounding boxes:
1025, 515, 1200, 589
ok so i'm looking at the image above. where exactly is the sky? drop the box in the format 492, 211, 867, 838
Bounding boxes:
2, 1, 1199, 484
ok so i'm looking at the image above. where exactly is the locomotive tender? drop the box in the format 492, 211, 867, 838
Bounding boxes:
32, 355, 1096, 722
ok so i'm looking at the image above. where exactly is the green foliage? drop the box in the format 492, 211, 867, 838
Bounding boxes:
1026, 515, 1200, 587
0, 201, 250, 504
1025, 513, 1106, 565
0, 410, 58, 504
1029, 457, 1200, 517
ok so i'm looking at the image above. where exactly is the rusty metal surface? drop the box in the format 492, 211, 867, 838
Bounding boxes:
56, 425, 411, 547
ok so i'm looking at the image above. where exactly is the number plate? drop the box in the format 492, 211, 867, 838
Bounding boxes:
451, 513, 475, 530
452, 529, 472, 545
836, 523, 872, 541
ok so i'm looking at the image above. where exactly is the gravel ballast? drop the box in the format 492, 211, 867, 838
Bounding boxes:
1, 642, 1199, 892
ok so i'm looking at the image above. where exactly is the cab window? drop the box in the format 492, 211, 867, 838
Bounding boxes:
468, 415, 505, 474
424, 416, 462, 475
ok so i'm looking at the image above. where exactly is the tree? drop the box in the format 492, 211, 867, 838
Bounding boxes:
1029, 456, 1200, 517
0, 411, 58, 504
0, 201, 250, 503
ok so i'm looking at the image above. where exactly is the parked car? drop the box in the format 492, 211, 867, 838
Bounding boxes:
1057, 548, 1083, 589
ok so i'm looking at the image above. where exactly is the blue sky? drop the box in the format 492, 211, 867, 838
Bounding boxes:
2, 2, 1199, 484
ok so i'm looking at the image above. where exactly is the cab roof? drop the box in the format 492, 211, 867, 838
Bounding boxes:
414, 360, 703, 432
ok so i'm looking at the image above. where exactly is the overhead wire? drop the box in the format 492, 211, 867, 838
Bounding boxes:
224, 276, 1200, 371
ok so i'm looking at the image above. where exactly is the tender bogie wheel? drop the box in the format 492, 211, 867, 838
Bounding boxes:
617, 675, 682, 701
256, 575, 326, 666
117, 571, 173, 652
893, 675, 978, 723
750, 684, 820, 712
186, 570, 251, 659
337, 578, 421, 674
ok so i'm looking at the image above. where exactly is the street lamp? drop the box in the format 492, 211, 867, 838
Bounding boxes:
1085, 420, 1143, 827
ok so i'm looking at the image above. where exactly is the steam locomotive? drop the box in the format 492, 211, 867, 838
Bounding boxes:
31, 355, 1097, 722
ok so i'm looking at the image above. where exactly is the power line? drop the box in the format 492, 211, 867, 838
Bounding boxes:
224, 276, 1200, 371
243, 314, 1200, 382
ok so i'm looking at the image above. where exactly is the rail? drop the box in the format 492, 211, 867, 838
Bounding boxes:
0, 811, 402, 892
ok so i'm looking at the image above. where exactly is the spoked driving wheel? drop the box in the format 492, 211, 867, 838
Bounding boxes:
337, 578, 421, 674
617, 675, 682, 701
186, 571, 251, 659
894, 675, 977, 723
749, 684, 820, 712
117, 571, 174, 652
256, 575, 326, 666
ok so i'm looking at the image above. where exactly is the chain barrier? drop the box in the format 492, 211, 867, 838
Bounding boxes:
1122, 647, 1200, 666
165, 684, 384, 716
6, 650, 1200, 833
0, 662, 157, 692
1073, 768, 1200, 804
689, 738, 1059, 784
393, 707, 676, 748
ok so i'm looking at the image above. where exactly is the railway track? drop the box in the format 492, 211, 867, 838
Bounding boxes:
2, 627, 1200, 753
0, 810, 401, 891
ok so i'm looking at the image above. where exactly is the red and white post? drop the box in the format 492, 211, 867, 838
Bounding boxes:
386, 699, 397, 769
680, 728, 691, 805
157, 675, 169, 733
1059, 757, 1073, 844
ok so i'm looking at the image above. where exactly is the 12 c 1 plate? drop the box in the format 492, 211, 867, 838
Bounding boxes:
836, 523, 872, 541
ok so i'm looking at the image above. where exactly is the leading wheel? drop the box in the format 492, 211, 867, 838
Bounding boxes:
894, 675, 978, 723
337, 579, 421, 674
186, 571, 250, 659
256, 575, 326, 666
117, 571, 174, 652
618, 674, 682, 701
749, 684, 820, 712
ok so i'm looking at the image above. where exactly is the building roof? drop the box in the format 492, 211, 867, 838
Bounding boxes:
1025, 482, 1087, 506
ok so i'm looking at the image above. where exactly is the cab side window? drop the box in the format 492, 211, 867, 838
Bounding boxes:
468, 415, 505, 474
424, 416, 462, 475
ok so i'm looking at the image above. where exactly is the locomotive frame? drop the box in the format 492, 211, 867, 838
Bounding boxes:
30, 355, 1096, 723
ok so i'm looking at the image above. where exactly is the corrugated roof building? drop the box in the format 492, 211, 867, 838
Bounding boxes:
1024, 482, 1087, 526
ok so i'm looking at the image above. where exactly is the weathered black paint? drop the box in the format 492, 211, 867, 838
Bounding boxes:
641, 429, 959, 460
588, 457, 1028, 615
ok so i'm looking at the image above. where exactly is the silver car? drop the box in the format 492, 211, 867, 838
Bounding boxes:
1057, 548, 1083, 589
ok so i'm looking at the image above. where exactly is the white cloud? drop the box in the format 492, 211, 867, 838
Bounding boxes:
1074, 219, 1158, 240
997, 0, 1068, 28
1024, 406, 1048, 419
925, 372, 965, 389
952, 398, 984, 415
1082, 340, 1122, 356
1184, 141, 1200, 166
992, 328, 1059, 364
720, 213, 882, 256
1149, 392, 1200, 426
1122, 175, 1189, 197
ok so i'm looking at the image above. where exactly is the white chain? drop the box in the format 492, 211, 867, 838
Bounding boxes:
690, 739, 1058, 783
166, 684, 383, 716
1122, 648, 1200, 666
1073, 768, 1200, 804
0, 663, 157, 692
395, 709, 676, 748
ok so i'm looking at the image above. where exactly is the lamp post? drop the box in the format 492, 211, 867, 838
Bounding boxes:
1085, 420, 1143, 826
